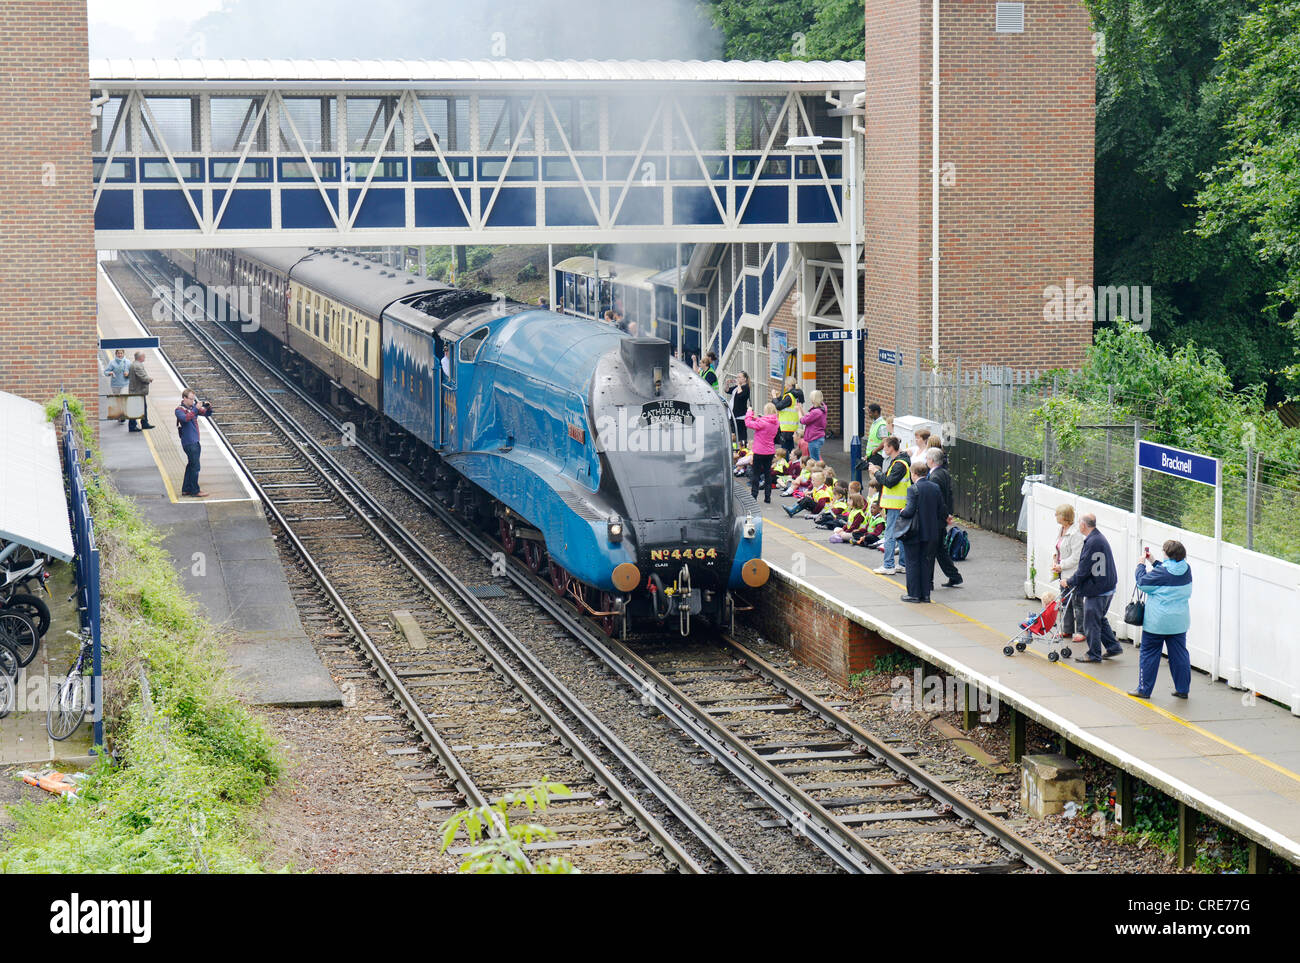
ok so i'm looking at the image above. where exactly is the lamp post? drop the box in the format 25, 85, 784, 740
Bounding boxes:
786, 133, 861, 458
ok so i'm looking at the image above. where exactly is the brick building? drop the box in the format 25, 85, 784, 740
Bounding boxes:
0, 2, 97, 426
861, 0, 1095, 419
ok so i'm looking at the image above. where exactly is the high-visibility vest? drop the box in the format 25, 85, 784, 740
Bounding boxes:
865, 513, 886, 536
811, 484, 833, 506
844, 507, 866, 530
829, 497, 849, 516
777, 392, 800, 432
879, 455, 912, 509
771, 456, 788, 476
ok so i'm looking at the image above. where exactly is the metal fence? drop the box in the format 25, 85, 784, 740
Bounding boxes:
60, 401, 103, 750
897, 361, 1300, 565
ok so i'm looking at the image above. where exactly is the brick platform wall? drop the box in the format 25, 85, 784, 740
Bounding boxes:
746, 569, 897, 685
0, 2, 96, 425
863, 0, 1094, 413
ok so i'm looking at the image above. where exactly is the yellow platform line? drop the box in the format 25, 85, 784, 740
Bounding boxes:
764, 515, 1300, 788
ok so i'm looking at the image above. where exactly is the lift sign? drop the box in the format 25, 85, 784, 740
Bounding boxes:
1137, 440, 1218, 487
640, 400, 694, 427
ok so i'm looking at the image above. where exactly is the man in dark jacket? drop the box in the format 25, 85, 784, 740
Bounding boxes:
898, 464, 946, 602
1061, 513, 1122, 662
925, 448, 962, 587
175, 388, 214, 497
127, 351, 155, 432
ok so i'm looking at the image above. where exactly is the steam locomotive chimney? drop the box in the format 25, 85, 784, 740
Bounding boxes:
619, 337, 671, 397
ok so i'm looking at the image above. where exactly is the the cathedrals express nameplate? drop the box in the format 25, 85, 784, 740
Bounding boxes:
640, 400, 694, 427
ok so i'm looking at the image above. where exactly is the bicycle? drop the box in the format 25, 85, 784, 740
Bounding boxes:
0, 551, 51, 642
0, 613, 35, 719
47, 627, 95, 741
0, 609, 38, 670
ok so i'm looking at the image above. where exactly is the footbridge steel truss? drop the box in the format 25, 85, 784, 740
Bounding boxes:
89, 59, 864, 249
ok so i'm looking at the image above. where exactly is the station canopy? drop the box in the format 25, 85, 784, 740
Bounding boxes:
0, 390, 74, 562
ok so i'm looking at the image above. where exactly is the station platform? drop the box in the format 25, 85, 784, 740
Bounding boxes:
754, 460, 1300, 868
97, 264, 339, 708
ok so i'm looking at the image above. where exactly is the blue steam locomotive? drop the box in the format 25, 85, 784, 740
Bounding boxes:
176, 247, 768, 634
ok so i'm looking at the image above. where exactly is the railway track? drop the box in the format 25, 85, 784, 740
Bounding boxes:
126, 252, 1068, 874
115, 253, 748, 875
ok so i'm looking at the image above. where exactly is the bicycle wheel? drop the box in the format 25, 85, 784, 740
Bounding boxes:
0, 638, 17, 719
0, 611, 38, 668
4, 592, 50, 638
47, 670, 87, 741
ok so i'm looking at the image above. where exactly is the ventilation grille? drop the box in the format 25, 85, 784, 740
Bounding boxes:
995, 2, 1025, 33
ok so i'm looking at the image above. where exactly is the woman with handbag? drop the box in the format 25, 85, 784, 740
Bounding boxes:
1128, 540, 1193, 700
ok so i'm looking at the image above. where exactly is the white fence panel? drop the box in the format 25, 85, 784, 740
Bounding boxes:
1025, 482, 1300, 713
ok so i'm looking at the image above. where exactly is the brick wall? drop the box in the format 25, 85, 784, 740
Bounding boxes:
746, 569, 897, 685
0, 2, 96, 425
862, 0, 1094, 415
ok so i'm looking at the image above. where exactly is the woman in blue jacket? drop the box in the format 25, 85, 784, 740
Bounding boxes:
1129, 540, 1193, 700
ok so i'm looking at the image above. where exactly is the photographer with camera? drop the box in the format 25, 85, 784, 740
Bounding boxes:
175, 388, 214, 498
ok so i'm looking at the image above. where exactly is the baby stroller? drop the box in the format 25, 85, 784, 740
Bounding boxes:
1003, 586, 1076, 662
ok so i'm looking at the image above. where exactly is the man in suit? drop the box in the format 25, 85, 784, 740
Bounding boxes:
925, 447, 962, 587
127, 351, 155, 432
898, 463, 947, 603
1061, 513, 1122, 663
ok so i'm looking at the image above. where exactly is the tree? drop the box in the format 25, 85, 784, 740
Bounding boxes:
702, 0, 863, 61
1195, 0, 1300, 390
1084, 0, 1293, 398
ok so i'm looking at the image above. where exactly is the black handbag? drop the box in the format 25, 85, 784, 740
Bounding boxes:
1123, 586, 1145, 626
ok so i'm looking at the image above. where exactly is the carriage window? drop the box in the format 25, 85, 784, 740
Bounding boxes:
459, 327, 489, 362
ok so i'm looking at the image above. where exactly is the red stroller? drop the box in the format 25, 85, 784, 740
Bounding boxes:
1003, 586, 1076, 662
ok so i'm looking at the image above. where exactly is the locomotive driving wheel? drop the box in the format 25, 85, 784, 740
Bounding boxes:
598, 591, 618, 637
522, 539, 543, 573
499, 517, 517, 555
549, 558, 568, 596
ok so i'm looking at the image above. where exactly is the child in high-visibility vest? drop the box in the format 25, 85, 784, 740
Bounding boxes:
732, 443, 753, 476
814, 480, 851, 527
850, 496, 888, 548
770, 447, 789, 482
785, 473, 834, 518
784, 459, 816, 498
830, 492, 871, 542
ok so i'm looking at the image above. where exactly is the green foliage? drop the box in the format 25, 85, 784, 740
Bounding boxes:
1084, 0, 1295, 397
848, 650, 923, 687
440, 782, 578, 874
702, 0, 863, 60
1195, 0, 1300, 388
0, 397, 280, 873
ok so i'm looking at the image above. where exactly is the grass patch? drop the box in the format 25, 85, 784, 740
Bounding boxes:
848, 650, 924, 689
0, 395, 280, 872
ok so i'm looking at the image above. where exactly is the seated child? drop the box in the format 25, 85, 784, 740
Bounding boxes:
792, 427, 811, 463
829, 492, 870, 542
849, 500, 887, 548
814, 480, 851, 527
769, 447, 789, 487
784, 459, 815, 498
784, 472, 833, 517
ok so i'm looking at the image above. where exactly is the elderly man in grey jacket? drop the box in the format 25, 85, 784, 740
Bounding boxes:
127, 351, 155, 432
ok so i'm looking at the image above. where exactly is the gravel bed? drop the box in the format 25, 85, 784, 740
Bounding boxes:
733, 626, 1184, 874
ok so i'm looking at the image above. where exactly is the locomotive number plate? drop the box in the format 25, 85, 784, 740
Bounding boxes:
650, 547, 718, 562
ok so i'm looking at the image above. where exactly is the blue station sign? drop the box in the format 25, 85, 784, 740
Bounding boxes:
1138, 440, 1219, 487
877, 348, 903, 365
808, 328, 866, 343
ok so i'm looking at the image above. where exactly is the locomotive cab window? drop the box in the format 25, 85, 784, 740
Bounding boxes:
459, 327, 488, 363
